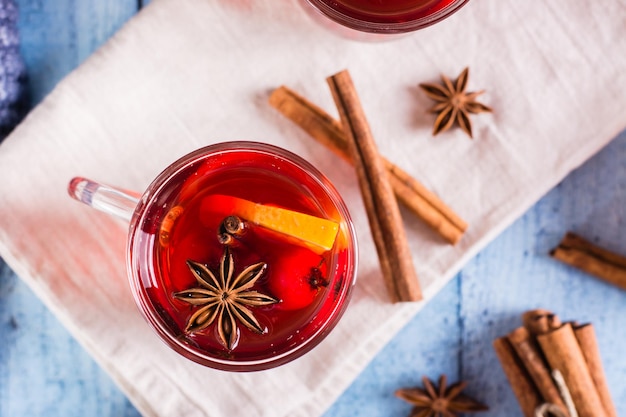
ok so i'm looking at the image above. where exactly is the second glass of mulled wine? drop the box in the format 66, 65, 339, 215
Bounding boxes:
302, 0, 470, 36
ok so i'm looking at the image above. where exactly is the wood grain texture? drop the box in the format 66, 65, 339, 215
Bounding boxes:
1, 2, 625, 417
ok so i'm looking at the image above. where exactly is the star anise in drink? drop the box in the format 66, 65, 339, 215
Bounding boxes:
174, 246, 279, 350
419, 67, 492, 138
395, 374, 488, 417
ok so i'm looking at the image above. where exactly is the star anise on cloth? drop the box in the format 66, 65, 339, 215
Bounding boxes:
395, 375, 488, 417
174, 247, 279, 350
419, 67, 492, 138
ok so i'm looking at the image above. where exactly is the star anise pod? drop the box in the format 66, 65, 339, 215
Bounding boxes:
419, 67, 492, 138
174, 247, 279, 350
395, 375, 488, 417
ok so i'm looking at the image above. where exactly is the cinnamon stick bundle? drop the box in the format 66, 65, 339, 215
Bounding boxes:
551, 232, 626, 290
326, 70, 422, 302
268, 85, 468, 245
507, 327, 568, 415
494, 310, 617, 417
537, 323, 606, 417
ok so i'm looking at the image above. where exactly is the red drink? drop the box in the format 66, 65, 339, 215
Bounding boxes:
127, 142, 357, 371
324, 0, 459, 23
303, 0, 469, 34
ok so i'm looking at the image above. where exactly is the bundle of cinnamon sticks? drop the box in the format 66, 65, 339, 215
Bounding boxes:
493, 309, 617, 417
267, 70, 468, 302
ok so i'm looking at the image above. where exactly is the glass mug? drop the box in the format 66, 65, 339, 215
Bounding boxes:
301, 0, 470, 36
68, 141, 357, 371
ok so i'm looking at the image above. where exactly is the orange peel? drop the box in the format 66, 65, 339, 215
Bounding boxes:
202, 195, 340, 253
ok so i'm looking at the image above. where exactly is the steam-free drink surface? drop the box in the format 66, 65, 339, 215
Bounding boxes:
324, 0, 458, 23
134, 149, 352, 363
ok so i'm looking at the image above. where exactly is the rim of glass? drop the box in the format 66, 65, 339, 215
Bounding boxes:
127, 141, 358, 371
304, 0, 470, 33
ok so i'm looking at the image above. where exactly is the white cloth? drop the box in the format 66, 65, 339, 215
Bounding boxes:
1, 0, 625, 416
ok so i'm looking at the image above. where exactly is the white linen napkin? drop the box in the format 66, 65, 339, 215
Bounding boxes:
1, 0, 625, 416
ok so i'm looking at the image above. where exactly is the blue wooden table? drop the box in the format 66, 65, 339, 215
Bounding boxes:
1, 1, 625, 416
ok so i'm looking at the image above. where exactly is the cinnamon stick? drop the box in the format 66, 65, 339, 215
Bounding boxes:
551, 232, 626, 290
493, 337, 543, 417
522, 309, 562, 336
573, 324, 618, 417
537, 323, 607, 417
506, 327, 569, 415
268, 85, 468, 245
326, 70, 422, 302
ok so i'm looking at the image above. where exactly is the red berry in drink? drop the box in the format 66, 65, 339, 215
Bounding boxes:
268, 247, 328, 310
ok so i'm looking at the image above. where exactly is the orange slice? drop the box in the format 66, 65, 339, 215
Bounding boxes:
201, 195, 340, 253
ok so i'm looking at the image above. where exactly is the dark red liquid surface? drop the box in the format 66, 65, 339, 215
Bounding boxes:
320, 0, 458, 23
130, 147, 354, 367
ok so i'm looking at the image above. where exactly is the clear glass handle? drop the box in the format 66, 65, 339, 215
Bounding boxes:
68, 177, 141, 223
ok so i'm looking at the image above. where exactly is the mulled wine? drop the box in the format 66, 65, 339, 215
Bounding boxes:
127, 142, 357, 371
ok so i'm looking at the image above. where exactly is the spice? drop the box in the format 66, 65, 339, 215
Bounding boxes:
507, 326, 569, 415
492, 337, 543, 417
537, 323, 607, 417
395, 374, 488, 417
218, 215, 246, 245
327, 69, 422, 302
573, 324, 618, 417
268, 85, 468, 245
550, 232, 626, 291
494, 310, 617, 417
522, 308, 562, 336
419, 67, 492, 138
174, 246, 279, 350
